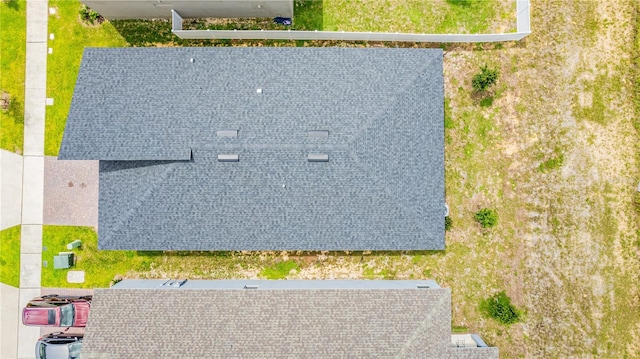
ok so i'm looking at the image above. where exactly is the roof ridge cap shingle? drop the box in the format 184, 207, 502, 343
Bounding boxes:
347, 55, 442, 236
347, 54, 440, 147
107, 162, 179, 240
394, 289, 450, 357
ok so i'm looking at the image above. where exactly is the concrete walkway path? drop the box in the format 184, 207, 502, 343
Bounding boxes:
16, 0, 49, 357
0, 150, 23, 230
0, 284, 19, 359
43, 157, 98, 227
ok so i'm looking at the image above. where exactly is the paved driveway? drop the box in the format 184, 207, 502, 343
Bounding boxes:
43, 157, 98, 228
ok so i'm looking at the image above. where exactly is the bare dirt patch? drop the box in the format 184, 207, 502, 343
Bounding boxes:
0, 91, 9, 110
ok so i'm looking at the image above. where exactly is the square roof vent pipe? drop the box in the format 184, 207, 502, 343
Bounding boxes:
307, 130, 329, 138
217, 130, 238, 137
308, 154, 329, 162
218, 154, 239, 162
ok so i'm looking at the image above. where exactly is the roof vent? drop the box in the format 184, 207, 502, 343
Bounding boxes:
217, 129, 238, 137
307, 130, 329, 138
243, 285, 259, 289
189, 58, 194, 63
308, 153, 329, 162
218, 154, 239, 162
161, 279, 187, 288
256, 88, 263, 94
417, 285, 430, 289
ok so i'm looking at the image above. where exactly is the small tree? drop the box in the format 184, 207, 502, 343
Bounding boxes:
480, 291, 521, 324
472, 65, 499, 92
474, 208, 497, 228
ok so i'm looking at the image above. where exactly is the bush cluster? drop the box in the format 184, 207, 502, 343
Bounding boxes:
472, 65, 499, 92
474, 208, 497, 228
480, 291, 521, 325
79, 5, 102, 24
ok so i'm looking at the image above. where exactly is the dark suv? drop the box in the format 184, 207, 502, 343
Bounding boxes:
22, 295, 92, 327
36, 332, 83, 359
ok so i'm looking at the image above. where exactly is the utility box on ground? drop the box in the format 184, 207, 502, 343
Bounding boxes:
53, 252, 75, 269
67, 240, 82, 250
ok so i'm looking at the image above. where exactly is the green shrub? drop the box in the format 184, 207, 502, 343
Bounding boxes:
474, 208, 497, 228
79, 5, 102, 24
472, 65, 499, 92
445, 216, 452, 231
480, 291, 521, 324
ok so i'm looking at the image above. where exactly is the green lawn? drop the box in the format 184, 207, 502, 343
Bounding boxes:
322, 0, 510, 33
45, 0, 126, 156
0, 0, 26, 154
40, 226, 311, 287
42, 226, 155, 288
0, 226, 21, 288
43, 0, 515, 156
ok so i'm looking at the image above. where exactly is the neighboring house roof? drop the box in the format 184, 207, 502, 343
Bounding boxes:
449, 347, 500, 359
81, 0, 294, 20
80, 280, 496, 359
59, 47, 445, 251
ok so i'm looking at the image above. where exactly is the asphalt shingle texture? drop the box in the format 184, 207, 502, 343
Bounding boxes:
449, 347, 500, 359
60, 47, 445, 250
82, 287, 451, 359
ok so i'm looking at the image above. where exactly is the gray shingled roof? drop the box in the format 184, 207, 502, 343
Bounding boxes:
82, 281, 452, 358
60, 47, 445, 250
449, 347, 500, 359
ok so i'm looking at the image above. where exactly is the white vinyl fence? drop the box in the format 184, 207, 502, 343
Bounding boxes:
171, 0, 531, 43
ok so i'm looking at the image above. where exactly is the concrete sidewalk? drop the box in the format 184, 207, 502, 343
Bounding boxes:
0, 150, 23, 230
0, 284, 19, 359
17, 0, 49, 358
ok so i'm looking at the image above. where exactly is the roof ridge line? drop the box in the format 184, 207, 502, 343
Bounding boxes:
346, 58, 441, 235
107, 161, 180, 241
196, 143, 350, 151
394, 290, 449, 358
347, 54, 440, 147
